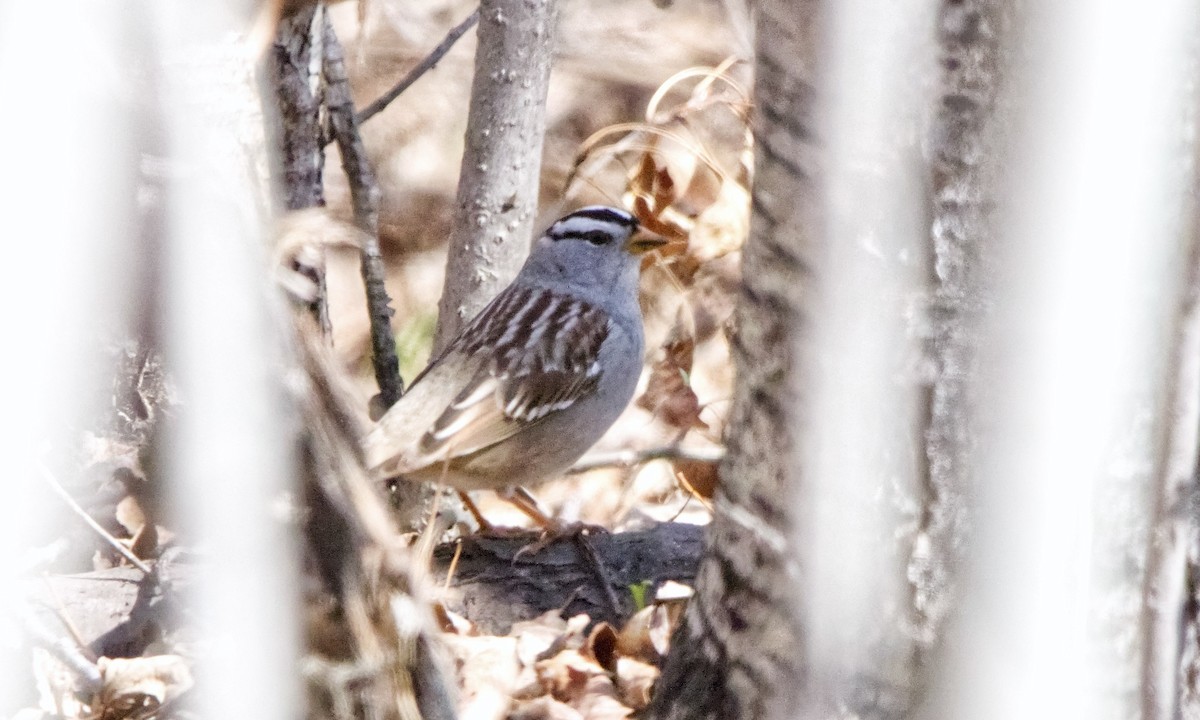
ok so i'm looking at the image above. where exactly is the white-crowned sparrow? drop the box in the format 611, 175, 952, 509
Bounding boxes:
364, 206, 665, 493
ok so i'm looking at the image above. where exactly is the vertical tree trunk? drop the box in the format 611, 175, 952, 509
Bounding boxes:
269, 5, 325, 212
938, 1, 1199, 716
1146, 112, 1200, 720
909, 0, 1006, 661
433, 0, 558, 354
647, 2, 819, 718
154, 3, 304, 717
799, 0, 936, 714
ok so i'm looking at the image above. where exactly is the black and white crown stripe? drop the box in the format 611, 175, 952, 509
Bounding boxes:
545, 206, 639, 244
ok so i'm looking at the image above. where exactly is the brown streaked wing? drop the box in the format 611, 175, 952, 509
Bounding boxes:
417, 285, 610, 460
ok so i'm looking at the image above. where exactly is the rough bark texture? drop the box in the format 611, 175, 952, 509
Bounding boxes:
646, 3, 818, 719
1159, 129, 1200, 720
269, 6, 331, 334
908, 0, 1004, 662
430, 523, 705, 634
1144, 190, 1200, 720
322, 10, 404, 410
269, 6, 325, 212
432, 0, 558, 354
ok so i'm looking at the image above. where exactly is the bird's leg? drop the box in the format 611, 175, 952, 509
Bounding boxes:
455, 488, 544, 538
498, 486, 557, 530
455, 490, 499, 534
503, 486, 610, 560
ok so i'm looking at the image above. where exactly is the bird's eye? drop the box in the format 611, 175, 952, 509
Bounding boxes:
579, 231, 611, 246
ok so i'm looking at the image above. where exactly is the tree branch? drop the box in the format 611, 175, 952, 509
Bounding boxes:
1140, 158, 1200, 720
38, 463, 154, 577
356, 8, 481, 126
566, 446, 724, 475
269, 4, 325, 211
321, 10, 404, 410
268, 5, 333, 334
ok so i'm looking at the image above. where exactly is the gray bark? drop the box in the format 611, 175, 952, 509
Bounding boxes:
322, 9, 404, 409
153, 6, 302, 716
432, 0, 558, 354
430, 523, 705, 634
1143, 192, 1200, 720
270, 6, 325, 212
937, 2, 1198, 716
1150, 109, 1200, 720
797, 0, 937, 714
646, 3, 818, 718
910, 0, 1006, 661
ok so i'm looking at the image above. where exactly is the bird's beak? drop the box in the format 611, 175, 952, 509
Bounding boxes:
626, 232, 669, 255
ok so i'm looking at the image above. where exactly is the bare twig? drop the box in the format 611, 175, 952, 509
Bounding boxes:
573, 533, 625, 620
566, 445, 724, 475
1140, 172, 1200, 720
356, 8, 481, 126
37, 464, 154, 576
322, 11, 404, 410
24, 611, 103, 693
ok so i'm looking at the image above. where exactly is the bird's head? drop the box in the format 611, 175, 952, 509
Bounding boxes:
523, 205, 667, 291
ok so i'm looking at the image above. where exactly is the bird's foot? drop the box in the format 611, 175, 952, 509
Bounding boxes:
511, 518, 610, 560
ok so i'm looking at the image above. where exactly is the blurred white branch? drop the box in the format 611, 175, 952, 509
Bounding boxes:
154, 2, 302, 717
946, 1, 1200, 718
800, 0, 936, 711
1140, 104, 1200, 720
0, 1, 136, 710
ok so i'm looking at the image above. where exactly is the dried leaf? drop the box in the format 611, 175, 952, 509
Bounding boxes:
96, 655, 193, 720
689, 178, 749, 262
433, 602, 476, 635
584, 622, 618, 673
672, 458, 719, 500
443, 633, 521, 719
128, 522, 159, 560
614, 657, 659, 710
572, 676, 631, 720
654, 581, 695, 602
535, 650, 603, 703
509, 696, 585, 720
628, 160, 691, 242
615, 604, 678, 662
513, 611, 570, 666
114, 496, 145, 538
637, 327, 708, 435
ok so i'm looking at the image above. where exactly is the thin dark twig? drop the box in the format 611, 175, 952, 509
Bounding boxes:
573, 533, 624, 620
24, 612, 103, 693
322, 12, 404, 409
356, 8, 480, 126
